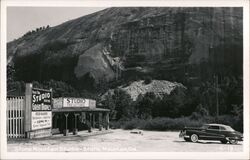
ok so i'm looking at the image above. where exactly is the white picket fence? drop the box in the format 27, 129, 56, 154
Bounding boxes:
6, 97, 25, 138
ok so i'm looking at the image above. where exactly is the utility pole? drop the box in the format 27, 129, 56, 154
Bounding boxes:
215, 75, 219, 118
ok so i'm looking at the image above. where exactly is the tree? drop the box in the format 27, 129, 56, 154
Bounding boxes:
102, 89, 134, 120
135, 92, 156, 119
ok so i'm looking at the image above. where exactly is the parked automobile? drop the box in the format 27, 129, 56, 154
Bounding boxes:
179, 123, 243, 144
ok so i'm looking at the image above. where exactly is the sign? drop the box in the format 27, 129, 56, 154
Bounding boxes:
63, 98, 90, 107
32, 88, 52, 111
89, 99, 96, 108
31, 111, 52, 130
31, 88, 52, 130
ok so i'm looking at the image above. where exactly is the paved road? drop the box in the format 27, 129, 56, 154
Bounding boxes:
7, 129, 243, 152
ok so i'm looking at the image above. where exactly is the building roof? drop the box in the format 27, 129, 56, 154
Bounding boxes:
52, 107, 109, 113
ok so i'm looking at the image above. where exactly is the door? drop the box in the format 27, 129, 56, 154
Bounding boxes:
204, 125, 224, 140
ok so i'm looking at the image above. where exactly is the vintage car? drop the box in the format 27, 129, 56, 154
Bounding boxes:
179, 123, 243, 144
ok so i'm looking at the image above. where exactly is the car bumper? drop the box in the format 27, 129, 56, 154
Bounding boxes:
179, 131, 189, 138
226, 137, 244, 141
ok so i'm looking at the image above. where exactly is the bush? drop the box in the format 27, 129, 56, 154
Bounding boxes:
123, 118, 144, 129
112, 117, 205, 131
142, 117, 204, 131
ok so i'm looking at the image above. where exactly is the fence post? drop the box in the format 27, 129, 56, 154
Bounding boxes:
25, 83, 32, 138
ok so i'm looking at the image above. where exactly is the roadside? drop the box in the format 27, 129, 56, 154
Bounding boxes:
7, 129, 243, 152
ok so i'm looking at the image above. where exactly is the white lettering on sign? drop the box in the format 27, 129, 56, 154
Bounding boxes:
31, 111, 52, 130
63, 98, 90, 107
32, 92, 51, 103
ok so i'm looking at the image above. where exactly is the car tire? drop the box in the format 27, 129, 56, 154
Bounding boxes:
221, 139, 228, 144
184, 137, 191, 142
229, 139, 238, 145
190, 134, 199, 143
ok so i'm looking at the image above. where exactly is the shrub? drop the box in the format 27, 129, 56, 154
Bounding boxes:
123, 118, 144, 129
114, 117, 205, 131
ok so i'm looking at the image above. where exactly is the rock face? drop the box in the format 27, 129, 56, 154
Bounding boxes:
7, 7, 243, 86
102, 80, 186, 101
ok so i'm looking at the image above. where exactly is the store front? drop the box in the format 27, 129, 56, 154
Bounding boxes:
52, 97, 109, 135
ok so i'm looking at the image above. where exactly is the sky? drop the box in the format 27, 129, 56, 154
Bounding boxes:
7, 7, 106, 42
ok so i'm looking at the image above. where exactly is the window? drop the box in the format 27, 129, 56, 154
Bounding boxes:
208, 126, 220, 130
220, 126, 226, 130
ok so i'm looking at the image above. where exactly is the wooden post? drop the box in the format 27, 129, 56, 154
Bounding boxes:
93, 114, 95, 129
81, 112, 86, 123
88, 113, 92, 132
25, 83, 32, 138
73, 113, 78, 135
64, 113, 69, 136
74, 114, 78, 129
105, 112, 109, 130
89, 113, 92, 128
98, 113, 102, 131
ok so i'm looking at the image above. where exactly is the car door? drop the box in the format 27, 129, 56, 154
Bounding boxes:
219, 126, 228, 138
202, 125, 223, 140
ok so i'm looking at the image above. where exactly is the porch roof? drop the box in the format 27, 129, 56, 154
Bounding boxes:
52, 107, 110, 113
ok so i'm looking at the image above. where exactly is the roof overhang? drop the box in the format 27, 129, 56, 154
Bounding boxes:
52, 107, 110, 113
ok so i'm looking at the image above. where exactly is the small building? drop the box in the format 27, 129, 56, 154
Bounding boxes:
52, 97, 110, 135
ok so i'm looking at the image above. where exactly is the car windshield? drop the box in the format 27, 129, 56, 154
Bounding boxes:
200, 125, 209, 129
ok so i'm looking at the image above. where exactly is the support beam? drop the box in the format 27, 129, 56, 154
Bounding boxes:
93, 114, 95, 129
105, 112, 109, 130
98, 113, 103, 131
63, 113, 69, 136
73, 113, 79, 135
88, 113, 92, 132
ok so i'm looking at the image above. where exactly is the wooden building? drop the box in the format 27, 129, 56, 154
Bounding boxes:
52, 97, 110, 135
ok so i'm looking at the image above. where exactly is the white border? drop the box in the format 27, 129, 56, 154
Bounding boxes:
1, 0, 249, 159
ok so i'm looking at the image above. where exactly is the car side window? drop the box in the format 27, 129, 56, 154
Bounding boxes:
208, 126, 220, 130
220, 126, 226, 131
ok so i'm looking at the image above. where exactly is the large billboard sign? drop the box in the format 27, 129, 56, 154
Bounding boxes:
31, 88, 52, 130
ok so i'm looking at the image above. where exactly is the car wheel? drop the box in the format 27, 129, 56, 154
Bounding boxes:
184, 137, 191, 142
221, 139, 228, 144
229, 139, 238, 145
190, 134, 199, 143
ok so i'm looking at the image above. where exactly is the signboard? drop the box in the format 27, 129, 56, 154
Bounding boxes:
63, 98, 90, 107
32, 88, 52, 111
31, 111, 52, 130
31, 88, 52, 130
89, 99, 96, 108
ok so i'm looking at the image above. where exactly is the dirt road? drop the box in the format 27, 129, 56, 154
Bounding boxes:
7, 129, 243, 152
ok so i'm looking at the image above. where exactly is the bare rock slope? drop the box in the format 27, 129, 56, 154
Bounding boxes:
103, 80, 186, 101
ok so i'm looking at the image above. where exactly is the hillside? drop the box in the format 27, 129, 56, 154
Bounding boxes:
7, 7, 243, 123
7, 7, 243, 88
